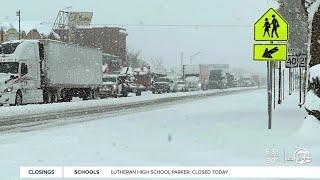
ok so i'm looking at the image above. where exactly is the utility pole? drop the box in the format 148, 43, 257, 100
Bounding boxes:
16, 10, 21, 40
189, 52, 201, 64
0, 27, 3, 43
180, 52, 184, 78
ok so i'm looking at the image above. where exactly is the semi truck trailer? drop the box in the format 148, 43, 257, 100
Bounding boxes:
0, 39, 103, 105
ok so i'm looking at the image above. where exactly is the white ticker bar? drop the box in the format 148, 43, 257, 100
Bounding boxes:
20, 166, 320, 179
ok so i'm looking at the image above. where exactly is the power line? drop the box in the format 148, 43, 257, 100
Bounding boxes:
83, 23, 251, 28
40, 21, 251, 29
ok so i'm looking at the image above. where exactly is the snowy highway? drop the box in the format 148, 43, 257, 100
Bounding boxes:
0, 87, 256, 132
1, 88, 320, 179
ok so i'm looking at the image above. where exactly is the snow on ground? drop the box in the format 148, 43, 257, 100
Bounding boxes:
0, 89, 319, 179
309, 64, 320, 82
0, 87, 254, 119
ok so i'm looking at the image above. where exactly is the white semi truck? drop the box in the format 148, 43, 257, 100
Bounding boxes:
0, 39, 103, 105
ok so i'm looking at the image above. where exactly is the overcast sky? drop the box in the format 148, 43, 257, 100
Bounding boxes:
0, 0, 278, 74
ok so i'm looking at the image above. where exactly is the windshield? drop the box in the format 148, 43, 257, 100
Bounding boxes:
0, 42, 21, 54
103, 77, 117, 83
0, 62, 19, 74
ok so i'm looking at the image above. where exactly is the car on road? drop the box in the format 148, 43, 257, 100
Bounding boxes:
185, 76, 202, 91
155, 77, 176, 92
175, 80, 188, 92
99, 74, 129, 98
151, 80, 170, 94
99, 75, 118, 98
128, 81, 145, 96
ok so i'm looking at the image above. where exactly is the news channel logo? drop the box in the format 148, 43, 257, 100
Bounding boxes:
266, 146, 312, 165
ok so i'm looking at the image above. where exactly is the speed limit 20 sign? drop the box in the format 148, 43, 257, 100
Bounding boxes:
285, 54, 307, 68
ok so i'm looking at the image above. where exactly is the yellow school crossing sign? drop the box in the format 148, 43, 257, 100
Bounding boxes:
253, 8, 288, 61
254, 8, 288, 41
254, 44, 287, 61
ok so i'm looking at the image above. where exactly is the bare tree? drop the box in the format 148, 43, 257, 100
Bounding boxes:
149, 58, 166, 74
278, 0, 308, 52
126, 49, 148, 68
300, 0, 320, 119
300, 0, 320, 67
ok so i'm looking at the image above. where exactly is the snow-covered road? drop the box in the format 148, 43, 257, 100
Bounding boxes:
0, 89, 320, 179
0, 87, 256, 131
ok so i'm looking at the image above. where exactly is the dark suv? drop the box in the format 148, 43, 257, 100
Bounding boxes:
151, 81, 170, 94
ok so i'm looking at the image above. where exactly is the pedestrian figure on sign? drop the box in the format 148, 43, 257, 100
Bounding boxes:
263, 18, 271, 37
271, 14, 279, 38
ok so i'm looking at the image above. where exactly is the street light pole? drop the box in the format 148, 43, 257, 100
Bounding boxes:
180, 52, 184, 78
189, 52, 201, 64
16, 10, 21, 40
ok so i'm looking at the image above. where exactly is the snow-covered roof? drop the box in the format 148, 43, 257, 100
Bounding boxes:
77, 25, 126, 31
0, 21, 58, 37
1, 39, 39, 44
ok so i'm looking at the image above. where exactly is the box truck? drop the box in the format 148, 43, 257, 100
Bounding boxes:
0, 39, 103, 105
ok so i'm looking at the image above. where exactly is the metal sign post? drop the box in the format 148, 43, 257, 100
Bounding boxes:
253, 8, 288, 130
273, 62, 276, 109
278, 62, 282, 104
289, 68, 291, 95
282, 69, 285, 100
299, 67, 302, 107
267, 62, 272, 129
303, 55, 308, 104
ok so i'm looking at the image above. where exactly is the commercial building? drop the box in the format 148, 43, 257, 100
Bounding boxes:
54, 26, 127, 70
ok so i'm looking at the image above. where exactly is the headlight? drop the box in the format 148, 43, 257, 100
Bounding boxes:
4, 87, 13, 92
198, 83, 202, 87
113, 85, 117, 89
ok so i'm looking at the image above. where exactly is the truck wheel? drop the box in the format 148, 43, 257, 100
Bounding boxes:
61, 90, 72, 102
48, 91, 58, 103
85, 90, 96, 100
136, 90, 142, 96
89, 91, 94, 100
122, 88, 128, 97
15, 91, 22, 106
123, 90, 128, 97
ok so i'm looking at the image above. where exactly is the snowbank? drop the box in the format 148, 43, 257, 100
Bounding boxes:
305, 90, 320, 110
305, 0, 320, 87
0, 87, 256, 120
296, 115, 320, 138
309, 64, 320, 83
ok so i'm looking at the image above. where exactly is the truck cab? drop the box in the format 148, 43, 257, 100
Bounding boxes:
0, 40, 43, 105
185, 75, 201, 91
156, 77, 176, 92
99, 74, 129, 98
208, 69, 227, 89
